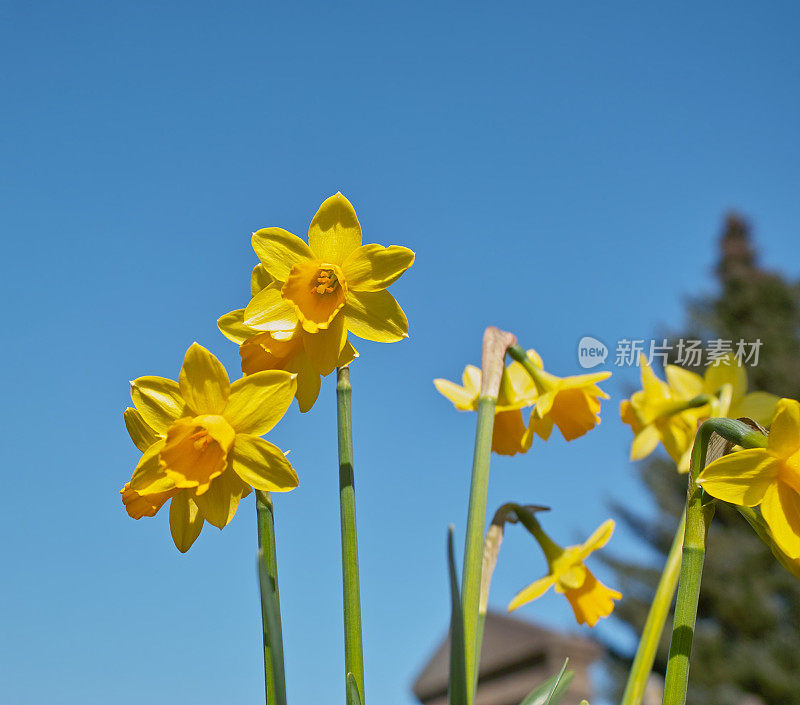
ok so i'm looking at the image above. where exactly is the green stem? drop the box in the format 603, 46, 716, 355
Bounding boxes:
461, 396, 496, 699
662, 419, 767, 705
256, 490, 286, 705
620, 508, 685, 705
337, 366, 365, 703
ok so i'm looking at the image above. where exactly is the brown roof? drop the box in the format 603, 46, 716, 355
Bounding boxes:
412, 611, 603, 705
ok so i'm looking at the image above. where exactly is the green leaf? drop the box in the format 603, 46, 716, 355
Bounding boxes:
447, 526, 468, 705
346, 672, 362, 705
258, 548, 287, 705
519, 659, 573, 705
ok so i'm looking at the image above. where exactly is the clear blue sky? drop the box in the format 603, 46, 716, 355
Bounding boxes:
2, 2, 800, 704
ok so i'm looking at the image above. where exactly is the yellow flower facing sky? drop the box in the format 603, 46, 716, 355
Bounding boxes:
239, 193, 414, 378
434, 357, 538, 456
621, 354, 779, 472
697, 398, 800, 559
121, 343, 299, 552
219, 265, 357, 412
508, 519, 621, 627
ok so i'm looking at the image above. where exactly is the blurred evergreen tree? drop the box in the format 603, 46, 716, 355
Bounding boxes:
605, 214, 800, 705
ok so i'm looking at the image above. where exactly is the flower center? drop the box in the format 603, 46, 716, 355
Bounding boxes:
311, 268, 340, 295
160, 414, 236, 494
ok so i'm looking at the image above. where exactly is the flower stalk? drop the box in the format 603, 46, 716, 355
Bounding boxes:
256, 490, 286, 705
461, 327, 516, 700
619, 508, 685, 705
662, 418, 768, 705
337, 366, 365, 703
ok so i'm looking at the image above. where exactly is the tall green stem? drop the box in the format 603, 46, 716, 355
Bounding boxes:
461, 327, 516, 703
337, 366, 365, 703
662, 419, 768, 705
620, 508, 685, 705
256, 490, 286, 705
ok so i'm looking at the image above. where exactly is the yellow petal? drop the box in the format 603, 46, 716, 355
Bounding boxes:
179, 343, 230, 415
244, 286, 300, 332
761, 482, 800, 559
434, 378, 477, 410
303, 314, 346, 376
640, 358, 668, 400
127, 440, 175, 495
578, 519, 615, 559
240, 330, 305, 375
548, 388, 602, 441
665, 365, 704, 399
251, 264, 273, 296
508, 574, 556, 611
169, 493, 204, 553
251, 227, 314, 282
343, 289, 409, 343
124, 407, 160, 453
462, 366, 482, 396
338, 339, 359, 367
630, 425, 660, 461
491, 409, 532, 455
307, 192, 362, 265
230, 434, 299, 492
122, 484, 175, 519
564, 570, 621, 626
194, 468, 250, 529
291, 351, 322, 413
224, 370, 297, 435
703, 354, 747, 400
732, 392, 780, 427
530, 414, 554, 441
696, 448, 777, 506
218, 309, 253, 345
130, 376, 187, 435
342, 244, 415, 292
767, 398, 800, 458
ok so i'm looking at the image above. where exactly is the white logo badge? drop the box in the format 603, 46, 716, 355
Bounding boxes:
578, 336, 608, 369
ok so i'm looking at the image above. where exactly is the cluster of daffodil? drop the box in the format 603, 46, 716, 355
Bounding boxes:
617, 354, 800, 705
120, 193, 413, 705
434, 331, 622, 705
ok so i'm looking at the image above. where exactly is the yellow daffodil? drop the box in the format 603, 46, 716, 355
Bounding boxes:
622, 354, 779, 472
241, 193, 414, 377
508, 519, 621, 627
219, 265, 358, 412
620, 357, 700, 472
520, 350, 611, 442
664, 352, 778, 426
697, 398, 800, 559
434, 358, 539, 456
121, 343, 299, 552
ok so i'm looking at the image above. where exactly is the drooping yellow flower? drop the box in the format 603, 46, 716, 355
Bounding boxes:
241, 193, 414, 376
520, 350, 611, 442
621, 354, 779, 472
434, 358, 539, 456
620, 357, 700, 471
508, 519, 621, 627
697, 398, 800, 559
219, 265, 358, 412
121, 343, 299, 552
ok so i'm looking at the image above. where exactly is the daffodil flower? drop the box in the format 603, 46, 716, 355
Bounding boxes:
508, 519, 621, 627
219, 265, 357, 412
519, 350, 611, 442
697, 398, 800, 559
434, 359, 539, 456
241, 193, 414, 376
121, 343, 299, 552
620, 357, 701, 471
621, 354, 779, 472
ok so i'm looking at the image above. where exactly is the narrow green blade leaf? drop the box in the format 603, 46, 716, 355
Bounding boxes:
447, 526, 468, 705
519, 659, 573, 705
346, 672, 362, 705
258, 548, 287, 705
